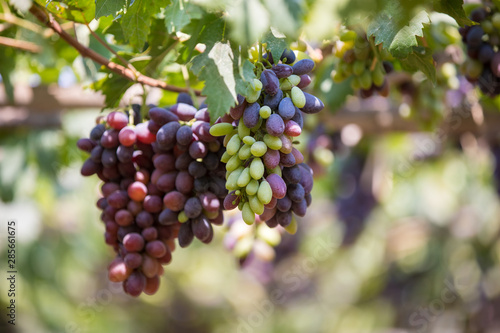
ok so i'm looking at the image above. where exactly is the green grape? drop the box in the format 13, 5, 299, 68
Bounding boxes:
178, 211, 188, 223
354, 44, 369, 60
243, 136, 256, 145
221, 151, 231, 163
249, 195, 264, 215
284, 216, 297, 234
237, 167, 252, 187
223, 130, 237, 147
257, 180, 272, 204
226, 134, 241, 155
242, 202, 256, 225
257, 224, 281, 246
246, 179, 259, 195
352, 60, 365, 76
291, 86, 306, 108
251, 78, 263, 91
226, 167, 244, 190
250, 141, 267, 157
350, 76, 361, 90
238, 144, 252, 160
264, 134, 283, 150
250, 158, 265, 180
238, 120, 251, 139
280, 78, 293, 90
288, 75, 301, 86
482, 20, 494, 34
210, 123, 234, 136
359, 70, 372, 90
340, 30, 357, 42
246, 88, 261, 103
259, 106, 272, 119
493, 12, 500, 29
226, 154, 242, 172
372, 64, 385, 87
270, 165, 282, 177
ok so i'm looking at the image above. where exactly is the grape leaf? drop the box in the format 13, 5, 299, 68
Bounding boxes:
197, 42, 239, 121
91, 74, 133, 108
121, 0, 152, 50
190, 18, 225, 75
165, 0, 203, 34
433, 0, 471, 26
368, 7, 430, 58
400, 48, 436, 83
35, 0, 95, 23
262, 28, 287, 64
95, 0, 126, 18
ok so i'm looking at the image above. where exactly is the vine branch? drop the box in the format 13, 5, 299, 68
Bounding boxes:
29, 5, 202, 96
0, 36, 41, 53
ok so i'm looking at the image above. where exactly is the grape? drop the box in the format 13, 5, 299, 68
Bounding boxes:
177, 92, 194, 106
128, 181, 148, 202
118, 126, 137, 147
291, 108, 304, 128
287, 183, 305, 202
194, 177, 210, 193
280, 151, 296, 167
159, 208, 179, 225
261, 69, 280, 96
278, 97, 296, 120
141, 255, 159, 278
90, 145, 103, 163
199, 192, 220, 212
124, 252, 143, 269
242, 202, 255, 225
266, 114, 285, 136
164, 191, 187, 211
266, 174, 287, 199
284, 120, 301, 137
136, 211, 154, 228
171, 103, 197, 121
250, 141, 267, 157
101, 129, 119, 148
178, 221, 194, 248
277, 196, 292, 212
210, 122, 235, 137
188, 161, 207, 178
297, 74, 311, 89
108, 258, 131, 282
291, 87, 306, 108
123, 232, 145, 252
189, 141, 208, 159
299, 164, 314, 193
229, 95, 247, 120
77, 138, 95, 152
257, 180, 273, 204
143, 195, 163, 213
491, 52, 500, 76
276, 210, 292, 227
81, 159, 101, 176
124, 271, 146, 297
149, 107, 179, 126
192, 121, 215, 142
176, 126, 193, 146
144, 276, 160, 295
282, 165, 301, 184
90, 124, 106, 141
280, 48, 296, 64
243, 102, 261, 128
478, 44, 494, 64
292, 59, 315, 75
279, 135, 293, 154
108, 190, 129, 209
115, 209, 134, 226
175, 171, 194, 194
203, 153, 219, 170
224, 191, 240, 210
263, 149, 280, 169
300, 92, 325, 114
107, 112, 129, 130
156, 172, 177, 192
184, 197, 202, 218
466, 26, 484, 48
145, 240, 167, 258
470, 8, 487, 23
292, 198, 307, 217
272, 64, 293, 78
142, 227, 158, 241
101, 149, 117, 167
156, 122, 180, 148
135, 122, 156, 144
263, 88, 283, 110
192, 217, 212, 241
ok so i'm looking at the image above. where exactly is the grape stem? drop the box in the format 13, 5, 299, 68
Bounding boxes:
29, 4, 202, 96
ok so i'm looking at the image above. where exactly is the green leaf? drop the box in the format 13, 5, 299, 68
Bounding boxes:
400, 48, 436, 83
262, 28, 287, 64
197, 42, 239, 121
433, 0, 471, 26
35, 0, 95, 23
165, 0, 203, 34
263, 0, 301, 38
120, 0, 152, 50
91, 74, 133, 108
190, 18, 225, 75
95, 0, 126, 18
368, 7, 430, 58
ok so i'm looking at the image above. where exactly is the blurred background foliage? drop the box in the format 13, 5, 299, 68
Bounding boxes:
2, 0, 500, 332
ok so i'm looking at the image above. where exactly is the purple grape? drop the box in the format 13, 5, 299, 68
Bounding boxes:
184, 197, 202, 218
266, 173, 287, 199
276, 210, 292, 227
287, 183, 305, 202
261, 69, 280, 96
178, 221, 194, 248
282, 165, 301, 184
136, 211, 154, 228
188, 161, 207, 178
292, 198, 307, 217
149, 107, 179, 126
466, 26, 484, 48
243, 102, 261, 128
224, 191, 240, 210
297, 74, 311, 89
101, 129, 119, 148
159, 208, 178, 225
189, 141, 208, 159
292, 59, 315, 75
203, 153, 219, 170
191, 217, 212, 241
263, 149, 280, 169
479, 44, 494, 64
77, 138, 95, 152
263, 88, 283, 110
175, 152, 193, 170
176, 125, 193, 146
192, 121, 215, 142
272, 64, 293, 78
291, 107, 304, 129
81, 159, 101, 176
300, 92, 324, 114
195, 108, 210, 122
491, 52, 500, 76
90, 124, 106, 140
299, 164, 313, 193
280, 152, 296, 167
280, 48, 296, 64
265, 114, 285, 136
229, 95, 247, 120
116, 145, 133, 163
194, 177, 210, 193
278, 97, 295, 120
156, 122, 180, 148
171, 103, 197, 121
277, 196, 292, 212
176, 92, 193, 106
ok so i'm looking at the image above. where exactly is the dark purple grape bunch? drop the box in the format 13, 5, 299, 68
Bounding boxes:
77, 93, 227, 297
77, 110, 179, 297
147, 93, 227, 249
459, 4, 500, 96
210, 47, 323, 230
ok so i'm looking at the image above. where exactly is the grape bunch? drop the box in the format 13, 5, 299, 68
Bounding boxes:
459, 3, 500, 96
331, 29, 391, 98
77, 93, 227, 296
210, 50, 322, 229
